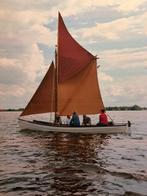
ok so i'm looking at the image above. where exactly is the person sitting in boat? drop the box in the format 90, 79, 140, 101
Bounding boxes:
98, 109, 108, 126
82, 114, 91, 126
65, 115, 71, 125
70, 112, 80, 127
54, 112, 62, 125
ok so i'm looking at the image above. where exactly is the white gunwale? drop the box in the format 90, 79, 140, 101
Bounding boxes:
18, 118, 128, 134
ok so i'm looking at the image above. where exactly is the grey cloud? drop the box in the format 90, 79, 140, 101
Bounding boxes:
0, 43, 27, 59
0, 0, 61, 11
0, 66, 28, 85
87, 36, 147, 52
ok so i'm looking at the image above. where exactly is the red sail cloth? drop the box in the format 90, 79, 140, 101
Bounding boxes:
58, 59, 104, 115
58, 13, 94, 82
20, 62, 55, 116
57, 13, 104, 115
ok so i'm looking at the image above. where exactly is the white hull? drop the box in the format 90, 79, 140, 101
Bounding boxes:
18, 119, 128, 134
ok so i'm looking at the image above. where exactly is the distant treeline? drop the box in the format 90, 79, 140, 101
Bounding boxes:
106, 105, 147, 111
0, 108, 24, 112
0, 105, 147, 112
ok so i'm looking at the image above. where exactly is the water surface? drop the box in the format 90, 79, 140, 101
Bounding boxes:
0, 111, 147, 195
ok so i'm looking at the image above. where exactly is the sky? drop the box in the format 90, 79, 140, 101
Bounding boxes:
0, 0, 147, 109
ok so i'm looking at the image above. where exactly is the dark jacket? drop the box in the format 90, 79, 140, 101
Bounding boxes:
70, 113, 80, 127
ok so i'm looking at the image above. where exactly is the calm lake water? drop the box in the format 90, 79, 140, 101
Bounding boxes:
0, 111, 147, 196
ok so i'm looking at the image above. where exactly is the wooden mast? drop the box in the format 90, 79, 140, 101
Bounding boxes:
54, 12, 60, 119
54, 47, 58, 118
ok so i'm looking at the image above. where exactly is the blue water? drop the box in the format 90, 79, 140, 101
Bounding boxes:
0, 111, 147, 196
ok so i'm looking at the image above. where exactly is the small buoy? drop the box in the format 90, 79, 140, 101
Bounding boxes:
128, 120, 131, 127
35, 177, 39, 181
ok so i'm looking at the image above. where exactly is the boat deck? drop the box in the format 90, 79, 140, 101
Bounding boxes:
32, 120, 126, 128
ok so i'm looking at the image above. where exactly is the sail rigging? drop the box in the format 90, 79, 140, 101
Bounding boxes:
21, 13, 104, 117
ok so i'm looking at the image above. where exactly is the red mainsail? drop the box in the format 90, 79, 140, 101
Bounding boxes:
57, 13, 104, 115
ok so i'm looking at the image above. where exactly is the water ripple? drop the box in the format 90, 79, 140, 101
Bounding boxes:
0, 111, 147, 195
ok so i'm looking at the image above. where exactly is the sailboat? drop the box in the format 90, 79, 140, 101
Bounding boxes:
18, 13, 128, 134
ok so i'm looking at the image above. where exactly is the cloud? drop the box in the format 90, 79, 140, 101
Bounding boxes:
117, 0, 147, 13
98, 46, 147, 107
99, 46, 147, 70
0, 1, 54, 108
0, 44, 46, 82
0, 65, 27, 85
101, 75, 147, 106
1, 0, 147, 19
0, 43, 48, 108
58, 0, 147, 16
0, 84, 25, 97
0, 0, 147, 108
99, 72, 113, 82
77, 12, 147, 41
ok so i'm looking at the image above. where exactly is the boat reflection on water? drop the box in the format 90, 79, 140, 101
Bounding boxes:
20, 130, 110, 195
